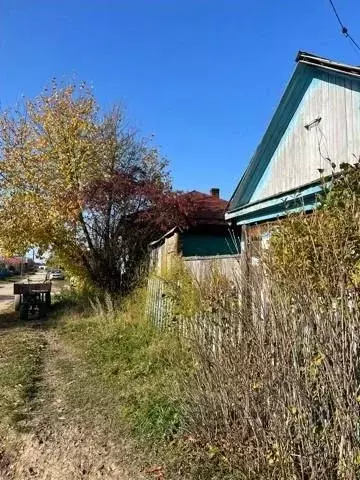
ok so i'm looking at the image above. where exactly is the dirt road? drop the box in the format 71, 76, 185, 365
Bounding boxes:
0, 330, 142, 479
0, 285, 144, 480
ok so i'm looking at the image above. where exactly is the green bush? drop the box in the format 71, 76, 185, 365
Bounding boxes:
269, 161, 360, 294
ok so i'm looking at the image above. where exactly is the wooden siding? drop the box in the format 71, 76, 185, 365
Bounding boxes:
149, 232, 180, 275
146, 276, 172, 328
146, 255, 262, 357
146, 261, 244, 354
184, 255, 241, 282
251, 72, 360, 203
149, 230, 241, 276
146, 277, 238, 357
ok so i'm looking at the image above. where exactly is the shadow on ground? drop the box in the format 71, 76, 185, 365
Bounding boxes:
0, 308, 59, 331
0, 309, 24, 330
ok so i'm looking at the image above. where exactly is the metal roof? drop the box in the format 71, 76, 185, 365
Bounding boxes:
296, 51, 360, 78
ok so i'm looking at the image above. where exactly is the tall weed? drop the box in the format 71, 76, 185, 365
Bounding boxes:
59, 288, 192, 443
178, 250, 360, 479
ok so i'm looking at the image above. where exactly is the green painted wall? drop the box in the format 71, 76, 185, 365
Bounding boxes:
181, 233, 240, 257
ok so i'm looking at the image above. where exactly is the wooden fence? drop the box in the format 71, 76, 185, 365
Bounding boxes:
146, 254, 246, 354
146, 274, 240, 354
145, 276, 172, 329
183, 254, 241, 282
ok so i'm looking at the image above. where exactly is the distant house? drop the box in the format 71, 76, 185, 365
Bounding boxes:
0, 256, 34, 275
226, 51, 360, 252
149, 188, 240, 277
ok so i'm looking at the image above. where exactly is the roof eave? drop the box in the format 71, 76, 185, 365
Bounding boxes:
148, 226, 180, 250
296, 51, 360, 77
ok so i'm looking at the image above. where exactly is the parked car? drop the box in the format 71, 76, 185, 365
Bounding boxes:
48, 270, 65, 281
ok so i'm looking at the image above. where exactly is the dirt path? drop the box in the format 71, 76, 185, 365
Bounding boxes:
1, 324, 145, 480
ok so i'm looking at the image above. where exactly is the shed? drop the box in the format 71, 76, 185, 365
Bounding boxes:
149, 188, 240, 276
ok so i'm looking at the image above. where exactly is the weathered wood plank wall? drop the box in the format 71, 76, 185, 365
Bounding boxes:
146, 254, 245, 356
183, 254, 242, 283
146, 274, 240, 355
251, 72, 360, 204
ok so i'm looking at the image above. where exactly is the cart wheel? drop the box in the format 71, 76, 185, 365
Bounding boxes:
19, 304, 29, 321
14, 295, 21, 312
45, 292, 51, 307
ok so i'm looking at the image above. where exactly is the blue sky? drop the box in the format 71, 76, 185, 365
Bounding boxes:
2, 1, 360, 199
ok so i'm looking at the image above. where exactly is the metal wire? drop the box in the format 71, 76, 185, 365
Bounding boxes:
328, 0, 360, 56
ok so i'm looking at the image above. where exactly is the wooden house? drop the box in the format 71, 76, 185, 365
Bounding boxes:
149, 188, 240, 279
225, 51, 360, 252
0, 256, 34, 275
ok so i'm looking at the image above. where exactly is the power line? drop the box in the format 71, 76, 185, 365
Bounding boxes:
346, 33, 360, 53
328, 0, 344, 28
328, 0, 360, 54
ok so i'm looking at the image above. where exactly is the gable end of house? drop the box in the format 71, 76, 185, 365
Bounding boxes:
226, 51, 360, 226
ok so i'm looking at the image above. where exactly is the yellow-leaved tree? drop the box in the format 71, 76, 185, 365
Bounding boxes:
0, 83, 190, 292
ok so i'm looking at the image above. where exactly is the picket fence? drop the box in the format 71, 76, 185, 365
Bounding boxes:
145, 275, 243, 355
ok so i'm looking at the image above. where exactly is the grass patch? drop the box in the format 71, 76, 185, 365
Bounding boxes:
0, 322, 46, 431
56, 289, 191, 444
50, 291, 247, 479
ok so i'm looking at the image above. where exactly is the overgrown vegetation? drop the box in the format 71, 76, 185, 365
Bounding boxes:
142, 161, 360, 479
0, 295, 194, 477
1, 161, 359, 478
173, 266, 360, 479
160, 257, 238, 319
57, 289, 191, 445
270, 161, 360, 293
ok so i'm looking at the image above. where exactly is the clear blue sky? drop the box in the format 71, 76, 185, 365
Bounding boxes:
2, 1, 360, 199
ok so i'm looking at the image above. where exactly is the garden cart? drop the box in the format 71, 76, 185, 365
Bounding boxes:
14, 282, 52, 320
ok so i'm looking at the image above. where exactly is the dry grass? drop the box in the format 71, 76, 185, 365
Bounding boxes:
0, 290, 194, 479
3, 247, 360, 479
171, 251, 360, 479
8, 327, 144, 480
57, 289, 191, 442
49, 288, 193, 480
